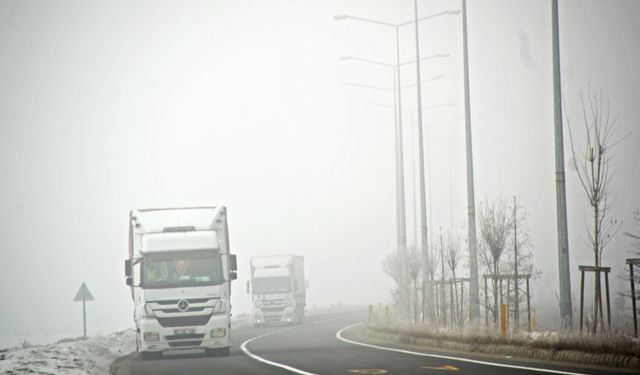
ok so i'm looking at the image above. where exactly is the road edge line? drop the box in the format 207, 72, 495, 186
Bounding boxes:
240, 328, 320, 375
335, 322, 588, 375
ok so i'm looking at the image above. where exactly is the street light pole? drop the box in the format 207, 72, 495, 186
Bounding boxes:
395, 27, 407, 253
413, 0, 431, 320
341, 54, 447, 257
551, 0, 573, 332
462, 0, 480, 323
334, 10, 458, 259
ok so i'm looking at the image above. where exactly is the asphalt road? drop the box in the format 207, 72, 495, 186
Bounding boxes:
110, 310, 632, 375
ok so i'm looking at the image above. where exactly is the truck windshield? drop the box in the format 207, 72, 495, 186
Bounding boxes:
142, 251, 223, 289
253, 276, 291, 294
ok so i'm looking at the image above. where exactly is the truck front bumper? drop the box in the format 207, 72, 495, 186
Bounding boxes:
138, 314, 230, 353
253, 306, 296, 325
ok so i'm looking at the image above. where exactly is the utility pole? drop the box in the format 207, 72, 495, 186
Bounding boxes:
462, 0, 480, 322
513, 196, 520, 328
413, 0, 431, 321
551, 0, 573, 332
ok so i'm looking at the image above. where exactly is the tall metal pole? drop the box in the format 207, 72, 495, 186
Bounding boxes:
413, 0, 430, 319
551, 0, 573, 332
462, 0, 480, 322
393, 64, 409, 313
514, 195, 520, 328
395, 29, 408, 254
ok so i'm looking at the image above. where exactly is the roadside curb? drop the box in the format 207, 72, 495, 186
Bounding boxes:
365, 325, 640, 370
109, 353, 135, 375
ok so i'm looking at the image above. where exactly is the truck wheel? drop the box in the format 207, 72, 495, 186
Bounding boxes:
205, 346, 230, 357
140, 351, 162, 361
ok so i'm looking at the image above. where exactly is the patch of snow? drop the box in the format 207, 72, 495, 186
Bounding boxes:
0, 330, 135, 375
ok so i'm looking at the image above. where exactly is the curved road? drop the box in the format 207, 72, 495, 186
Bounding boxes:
111, 310, 630, 375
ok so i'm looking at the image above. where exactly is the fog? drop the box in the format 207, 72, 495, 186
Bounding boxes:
0, 0, 638, 346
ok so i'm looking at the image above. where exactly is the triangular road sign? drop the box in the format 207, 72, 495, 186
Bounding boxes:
74, 282, 94, 302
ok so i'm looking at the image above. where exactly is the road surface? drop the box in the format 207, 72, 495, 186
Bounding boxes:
110, 310, 631, 375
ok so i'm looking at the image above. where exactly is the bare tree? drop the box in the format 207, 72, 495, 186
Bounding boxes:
504, 196, 541, 330
406, 247, 422, 324
626, 210, 640, 253
382, 250, 410, 319
438, 229, 447, 326
444, 229, 463, 325
566, 90, 623, 334
422, 244, 438, 324
478, 198, 511, 324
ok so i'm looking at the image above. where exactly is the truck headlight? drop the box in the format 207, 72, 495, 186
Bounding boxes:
143, 332, 159, 342
210, 328, 226, 338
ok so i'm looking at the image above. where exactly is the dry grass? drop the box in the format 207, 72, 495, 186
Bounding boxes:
370, 322, 640, 358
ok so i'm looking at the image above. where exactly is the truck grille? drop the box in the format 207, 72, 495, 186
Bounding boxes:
165, 333, 205, 340
261, 306, 285, 312
168, 340, 202, 348
155, 298, 211, 305
159, 307, 206, 314
157, 315, 211, 328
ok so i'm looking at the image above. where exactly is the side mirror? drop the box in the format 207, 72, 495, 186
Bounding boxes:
126, 276, 133, 286
230, 271, 237, 281
125, 259, 132, 277
246, 280, 250, 294
230, 254, 238, 272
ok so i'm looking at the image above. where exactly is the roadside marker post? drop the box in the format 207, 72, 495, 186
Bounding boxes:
500, 303, 507, 337
74, 282, 94, 338
384, 305, 390, 325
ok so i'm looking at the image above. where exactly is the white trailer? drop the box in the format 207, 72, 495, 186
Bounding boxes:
248, 255, 306, 326
124, 206, 237, 360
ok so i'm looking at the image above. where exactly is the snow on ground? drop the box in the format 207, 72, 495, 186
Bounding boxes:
0, 330, 135, 375
0, 307, 362, 374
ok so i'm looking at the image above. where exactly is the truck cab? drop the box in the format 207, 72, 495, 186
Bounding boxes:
124, 206, 237, 360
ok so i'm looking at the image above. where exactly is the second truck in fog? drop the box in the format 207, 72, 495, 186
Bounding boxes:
248, 255, 306, 325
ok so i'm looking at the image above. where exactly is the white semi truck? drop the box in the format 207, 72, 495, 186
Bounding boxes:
248, 255, 306, 326
124, 206, 237, 360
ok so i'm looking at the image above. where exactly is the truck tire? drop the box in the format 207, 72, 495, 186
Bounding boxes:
140, 351, 162, 361
205, 346, 230, 357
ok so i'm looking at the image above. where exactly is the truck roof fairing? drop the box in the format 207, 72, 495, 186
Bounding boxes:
253, 267, 291, 278
131, 206, 226, 234
141, 231, 220, 253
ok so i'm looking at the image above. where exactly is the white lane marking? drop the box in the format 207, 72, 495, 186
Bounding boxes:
336, 323, 589, 375
241, 327, 320, 375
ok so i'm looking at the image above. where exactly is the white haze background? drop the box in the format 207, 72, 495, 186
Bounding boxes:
0, 0, 638, 346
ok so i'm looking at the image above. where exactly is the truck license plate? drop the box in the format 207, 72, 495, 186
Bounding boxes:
174, 328, 195, 335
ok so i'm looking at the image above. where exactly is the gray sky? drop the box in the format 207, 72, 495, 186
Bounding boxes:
0, 0, 638, 344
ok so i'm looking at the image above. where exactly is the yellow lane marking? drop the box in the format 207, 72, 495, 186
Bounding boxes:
421, 365, 459, 371
348, 370, 388, 374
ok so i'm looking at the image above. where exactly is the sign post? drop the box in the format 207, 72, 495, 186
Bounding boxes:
74, 282, 94, 338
